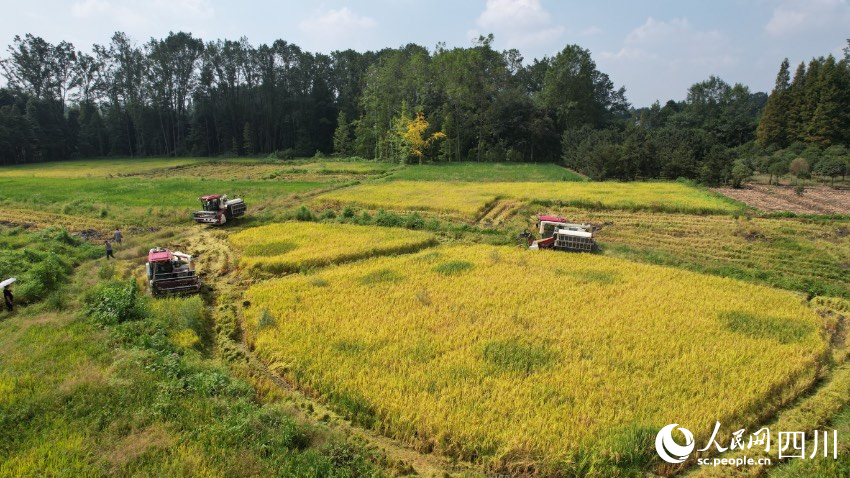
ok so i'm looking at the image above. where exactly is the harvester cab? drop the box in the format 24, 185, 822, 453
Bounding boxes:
145, 248, 202, 296
526, 215, 597, 252
193, 194, 247, 226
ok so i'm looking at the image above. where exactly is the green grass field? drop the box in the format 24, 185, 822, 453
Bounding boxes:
0, 177, 326, 225
0, 266, 384, 477
387, 162, 585, 182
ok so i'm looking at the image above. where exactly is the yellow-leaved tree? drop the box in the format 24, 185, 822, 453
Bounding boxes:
395, 112, 446, 164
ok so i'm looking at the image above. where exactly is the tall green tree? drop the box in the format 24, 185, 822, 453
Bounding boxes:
756, 59, 790, 147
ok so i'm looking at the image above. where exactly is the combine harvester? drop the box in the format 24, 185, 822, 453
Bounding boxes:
145, 248, 202, 296
520, 215, 597, 252
193, 194, 247, 226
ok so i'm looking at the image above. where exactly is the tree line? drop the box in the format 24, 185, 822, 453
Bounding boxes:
1, 31, 848, 186
0, 32, 626, 166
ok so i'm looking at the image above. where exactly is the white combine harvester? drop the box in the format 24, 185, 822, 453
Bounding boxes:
193, 194, 247, 226
145, 248, 202, 296
520, 215, 597, 252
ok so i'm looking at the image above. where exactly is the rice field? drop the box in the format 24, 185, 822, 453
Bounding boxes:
317, 181, 743, 217
245, 245, 829, 474
230, 222, 437, 274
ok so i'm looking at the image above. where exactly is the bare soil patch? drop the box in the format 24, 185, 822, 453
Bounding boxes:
713, 184, 850, 215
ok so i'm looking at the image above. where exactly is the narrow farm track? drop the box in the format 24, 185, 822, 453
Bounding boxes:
183, 225, 481, 477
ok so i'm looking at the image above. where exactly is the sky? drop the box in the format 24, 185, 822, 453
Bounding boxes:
1, 0, 849, 107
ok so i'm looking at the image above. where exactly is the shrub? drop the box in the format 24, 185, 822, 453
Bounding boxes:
789, 157, 810, 179
341, 206, 355, 219
404, 212, 425, 230
85, 280, 146, 326
273, 148, 295, 160
18, 254, 70, 303
375, 209, 403, 227
731, 160, 753, 189
295, 206, 315, 222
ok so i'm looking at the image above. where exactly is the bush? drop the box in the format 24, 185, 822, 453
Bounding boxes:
273, 148, 296, 160
35, 227, 80, 246
731, 160, 753, 189
320, 209, 337, 220
789, 158, 810, 179
18, 254, 70, 303
341, 206, 355, 219
404, 212, 425, 230
295, 206, 315, 222
375, 209, 403, 227
85, 280, 146, 326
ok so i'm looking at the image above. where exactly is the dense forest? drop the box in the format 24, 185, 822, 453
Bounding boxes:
1, 32, 849, 185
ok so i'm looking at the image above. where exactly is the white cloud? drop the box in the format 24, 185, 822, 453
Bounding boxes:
602, 17, 736, 70
72, 0, 109, 18
578, 26, 603, 36
599, 17, 739, 106
765, 0, 850, 36
297, 7, 377, 52
474, 0, 564, 49
299, 7, 376, 33
70, 0, 214, 33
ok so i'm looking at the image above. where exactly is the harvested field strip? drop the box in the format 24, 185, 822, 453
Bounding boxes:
713, 185, 850, 215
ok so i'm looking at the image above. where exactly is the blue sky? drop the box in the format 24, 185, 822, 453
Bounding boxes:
2, 0, 849, 106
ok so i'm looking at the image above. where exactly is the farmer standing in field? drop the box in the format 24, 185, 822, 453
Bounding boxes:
3, 285, 12, 312
105, 240, 115, 260
113, 227, 123, 245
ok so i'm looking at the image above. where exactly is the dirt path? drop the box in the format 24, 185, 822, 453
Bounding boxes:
713, 184, 850, 215
181, 225, 481, 477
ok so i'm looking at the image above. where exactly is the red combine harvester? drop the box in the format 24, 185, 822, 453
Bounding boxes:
145, 248, 201, 296
519, 215, 597, 252
193, 194, 247, 226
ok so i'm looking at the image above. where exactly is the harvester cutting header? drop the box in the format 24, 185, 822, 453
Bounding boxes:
193, 194, 246, 226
